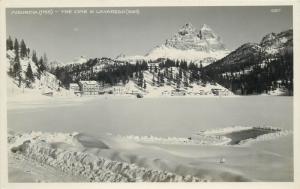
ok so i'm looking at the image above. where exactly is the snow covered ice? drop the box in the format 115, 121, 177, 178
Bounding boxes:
8, 124, 292, 182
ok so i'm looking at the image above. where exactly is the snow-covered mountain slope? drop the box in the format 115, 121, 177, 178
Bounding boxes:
115, 53, 146, 62
145, 45, 228, 67
206, 29, 293, 68
116, 23, 230, 66
207, 43, 262, 66
65, 56, 88, 65
260, 29, 293, 55
100, 69, 233, 97
203, 29, 293, 95
6, 50, 68, 97
6, 50, 38, 75
49, 56, 88, 68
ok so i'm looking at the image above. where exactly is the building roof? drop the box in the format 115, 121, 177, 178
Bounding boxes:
69, 83, 79, 87
79, 80, 98, 85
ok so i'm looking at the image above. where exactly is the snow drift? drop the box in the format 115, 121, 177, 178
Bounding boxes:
8, 125, 291, 182
8, 131, 202, 182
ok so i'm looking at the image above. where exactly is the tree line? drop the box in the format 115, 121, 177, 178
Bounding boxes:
148, 59, 208, 89
203, 48, 293, 95
7, 36, 48, 88
52, 58, 149, 88
52, 57, 210, 90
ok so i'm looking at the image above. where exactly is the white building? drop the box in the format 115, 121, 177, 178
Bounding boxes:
78, 80, 99, 95
69, 83, 80, 92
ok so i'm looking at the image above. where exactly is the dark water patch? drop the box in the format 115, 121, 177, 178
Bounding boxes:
75, 133, 110, 149
225, 128, 279, 145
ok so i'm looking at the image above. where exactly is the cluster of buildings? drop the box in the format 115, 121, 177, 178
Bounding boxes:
69, 80, 140, 96
69, 80, 232, 97
162, 88, 231, 96
69, 81, 100, 95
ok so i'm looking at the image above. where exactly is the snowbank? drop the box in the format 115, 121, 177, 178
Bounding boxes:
8, 132, 203, 182
118, 126, 291, 146
197, 126, 253, 135
7, 127, 292, 182
116, 134, 230, 146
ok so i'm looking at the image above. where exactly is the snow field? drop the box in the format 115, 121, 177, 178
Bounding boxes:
8, 132, 203, 182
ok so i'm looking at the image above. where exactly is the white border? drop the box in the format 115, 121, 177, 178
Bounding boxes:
0, 0, 299, 189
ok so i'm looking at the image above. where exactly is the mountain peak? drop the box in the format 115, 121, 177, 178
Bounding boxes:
178, 22, 197, 36
115, 53, 126, 59
117, 22, 229, 66
199, 24, 218, 40
184, 22, 193, 27
201, 24, 212, 31
165, 22, 227, 52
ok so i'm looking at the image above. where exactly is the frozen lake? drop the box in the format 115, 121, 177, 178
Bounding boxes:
8, 96, 293, 137
7, 96, 294, 182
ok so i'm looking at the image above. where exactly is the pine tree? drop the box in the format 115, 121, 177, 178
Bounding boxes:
6, 36, 14, 50
25, 63, 34, 82
138, 71, 144, 87
179, 68, 183, 79
135, 71, 139, 79
160, 72, 164, 85
27, 48, 30, 56
13, 53, 22, 87
43, 53, 48, 70
143, 80, 147, 89
152, 73, 155, 85
14, 39, 19, 56
38, 56, 46, 72
176, 73, 181, 89
32, 50, 38, 65
20, 39, 27, 58
13, 52, 21, 77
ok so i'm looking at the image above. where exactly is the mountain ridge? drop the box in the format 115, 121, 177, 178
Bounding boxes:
204, 28, 293, 95
116, 23, 230, 66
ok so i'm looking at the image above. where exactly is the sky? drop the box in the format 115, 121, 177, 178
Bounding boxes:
6, 6, 292, 63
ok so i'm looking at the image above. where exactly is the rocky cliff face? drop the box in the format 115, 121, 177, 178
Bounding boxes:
260, 29, 293, 55
117, 23, 229, 66
164, 23, 227, 52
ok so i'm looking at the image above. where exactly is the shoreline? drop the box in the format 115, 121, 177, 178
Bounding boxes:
6, 93, 293, 111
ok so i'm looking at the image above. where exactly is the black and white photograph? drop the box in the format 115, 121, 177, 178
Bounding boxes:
0, 0, 299, 187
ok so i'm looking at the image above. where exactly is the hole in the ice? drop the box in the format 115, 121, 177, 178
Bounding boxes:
224, 127, 280, 145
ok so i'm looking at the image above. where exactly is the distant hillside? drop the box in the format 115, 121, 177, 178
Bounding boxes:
52, 57, 232, 97
203, 29, 293, 95
6, 37, 66, 96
